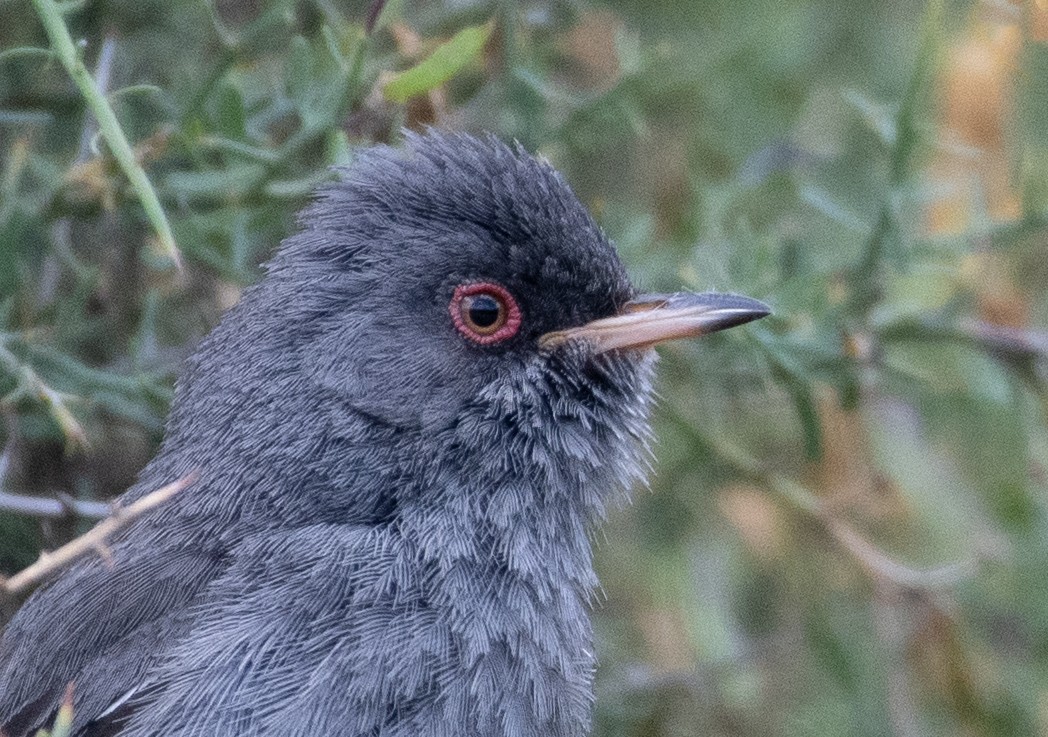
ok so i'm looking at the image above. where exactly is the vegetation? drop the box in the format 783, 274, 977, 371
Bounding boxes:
1, 0, 1047, 735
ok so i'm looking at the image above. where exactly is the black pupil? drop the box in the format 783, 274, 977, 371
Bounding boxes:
467, 295, 502, 328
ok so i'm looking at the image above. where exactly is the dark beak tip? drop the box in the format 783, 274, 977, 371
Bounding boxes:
724, 304, 772, 329
674, 292, 772, 333
745, 299, 774, 321
692, 310, 767, 338
711, 296, 772, 332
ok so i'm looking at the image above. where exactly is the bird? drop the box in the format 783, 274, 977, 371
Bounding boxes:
0, 131, 769, 737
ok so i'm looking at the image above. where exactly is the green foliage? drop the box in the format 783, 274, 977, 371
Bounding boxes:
1, 0, 1047, 735
30, 0, 179, 267
383, 20, 494, 102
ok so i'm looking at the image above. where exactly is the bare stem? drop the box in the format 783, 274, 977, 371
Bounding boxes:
700, 426, 979, 590
0, 490, 110, 520
1, 473, 196, 596
0, 342, 87, 450
30, 0, 181, 270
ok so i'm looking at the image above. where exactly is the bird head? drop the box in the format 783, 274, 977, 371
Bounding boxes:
267, 131, 766, 420
162, 132, 768, 524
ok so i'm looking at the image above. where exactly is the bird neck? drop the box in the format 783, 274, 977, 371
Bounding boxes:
366, 353, 654, 736
382, 453, 598, 736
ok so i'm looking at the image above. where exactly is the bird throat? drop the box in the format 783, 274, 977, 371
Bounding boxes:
366, 349, 657, 735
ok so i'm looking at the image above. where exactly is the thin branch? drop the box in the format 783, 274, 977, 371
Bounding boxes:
959, 318, 1048, 362
666, 415, 981, 591
873, 583, 923, 737
0, 489, 110, 520
75, 33, 115, 163
0, 343, 87, 450
0, 473, 196, 596
0, 135, 30, 228
30, 0, 181, 270
823, 517, 976, 588
762, 471, 978, 589
879, 317, 1048, 362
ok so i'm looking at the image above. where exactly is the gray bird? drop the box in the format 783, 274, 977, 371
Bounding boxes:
0, 132, 769, 737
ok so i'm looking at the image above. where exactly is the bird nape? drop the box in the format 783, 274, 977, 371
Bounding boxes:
0, 131, 769, 737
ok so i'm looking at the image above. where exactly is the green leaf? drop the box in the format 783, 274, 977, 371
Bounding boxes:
383, 21, 493, 103
30, 0, 181, 269
891, 0, 942, 184
789, 382, 823, 461
841, 88, 896, 146
285, 34, 350, 129
108, 84, 165, 103
48, 685, 74, 737
0, 46, 56, 65
614, 27, 644, 77
164, 164, 267, 200
370, 0, 403, 35
209, 79, 247, 140
869, 263, 960, 324
286, 35, 315, 115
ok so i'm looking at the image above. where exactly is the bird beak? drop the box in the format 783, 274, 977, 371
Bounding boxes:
540, 292, 771, 353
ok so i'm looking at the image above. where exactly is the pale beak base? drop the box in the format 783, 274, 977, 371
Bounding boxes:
540, 292, 771, 353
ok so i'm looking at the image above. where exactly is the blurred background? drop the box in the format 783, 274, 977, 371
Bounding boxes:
1, 0, 1047, 734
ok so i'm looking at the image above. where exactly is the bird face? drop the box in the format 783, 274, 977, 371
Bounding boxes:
256, 133, 767, 441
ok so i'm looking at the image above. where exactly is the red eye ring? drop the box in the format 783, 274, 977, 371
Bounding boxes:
450, 282, 522, 345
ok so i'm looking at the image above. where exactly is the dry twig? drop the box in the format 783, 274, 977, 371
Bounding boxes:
0, 490, 110, 520
0, 473, 196, 596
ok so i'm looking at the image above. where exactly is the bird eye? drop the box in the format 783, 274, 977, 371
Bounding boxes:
450, 282, 522, 345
